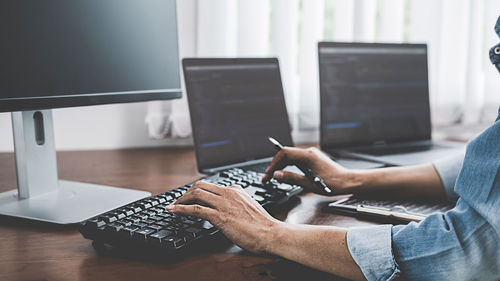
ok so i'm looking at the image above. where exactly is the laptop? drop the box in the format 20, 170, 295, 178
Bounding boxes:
318, 42, 464, 166
183, 58, 295, 174
183, 57, 379, 175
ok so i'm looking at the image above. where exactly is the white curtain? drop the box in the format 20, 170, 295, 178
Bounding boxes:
146, 0, 500, 142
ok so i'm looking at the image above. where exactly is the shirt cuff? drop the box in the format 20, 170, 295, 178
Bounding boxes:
347, 225, 400, 281
432, 153, 464, 203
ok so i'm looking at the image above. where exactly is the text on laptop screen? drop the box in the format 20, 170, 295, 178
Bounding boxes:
319, 43, 431, 148
183, 59, 293, 170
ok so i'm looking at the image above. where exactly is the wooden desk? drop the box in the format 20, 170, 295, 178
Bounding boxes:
0, 148, 376, 281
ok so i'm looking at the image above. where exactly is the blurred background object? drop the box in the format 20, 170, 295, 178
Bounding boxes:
1, 0, 498, 151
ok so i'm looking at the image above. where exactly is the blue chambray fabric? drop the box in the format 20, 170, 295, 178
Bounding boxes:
454, 107, 500, 230
346, 16, 500, 281
490, 16, 500, 72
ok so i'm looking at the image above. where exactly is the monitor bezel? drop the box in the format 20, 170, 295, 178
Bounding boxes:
0, 89, 182, 113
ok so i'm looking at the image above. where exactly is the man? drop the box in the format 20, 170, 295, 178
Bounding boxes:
166, 17, 500, 281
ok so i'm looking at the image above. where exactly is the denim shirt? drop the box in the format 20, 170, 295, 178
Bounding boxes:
346, 17, 500, 281
490, 16, 500, 73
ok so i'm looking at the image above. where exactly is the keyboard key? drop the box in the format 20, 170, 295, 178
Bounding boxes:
101, 215, 117, 223
144, 199, 159, 206
252, 194, 265, 203
117, 219, 133, 227
148, 230, 173, 244
123, 209, 135, 216
138, 202, 152, 209
105, 223, 124, 232
163, 236, 185, 248
184, 227, 203, 239
148, 224, 163, 231
276, 183, 293, 191
86, 218, 106, 228
115, 212, 126, 220
133, 228, 155, 240
133, 222, 147, 228
200, 221, 215, 231
119, 226, 139, 238
135, 214, 148, 221
142, 219, 155, 225
130, 206, 142, 213
128, 217, 141, 223
155, 221, 170, 227
143, 211, 156, 217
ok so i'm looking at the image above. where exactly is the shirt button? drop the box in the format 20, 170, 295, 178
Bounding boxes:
495, 46, 500, 55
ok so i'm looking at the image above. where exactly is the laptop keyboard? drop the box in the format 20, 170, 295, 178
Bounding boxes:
79, 168, 302, 256
329, 196, 454, 222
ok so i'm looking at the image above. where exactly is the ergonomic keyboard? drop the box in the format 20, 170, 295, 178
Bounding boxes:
79, 168, 302, 256
327, 195, 454, 223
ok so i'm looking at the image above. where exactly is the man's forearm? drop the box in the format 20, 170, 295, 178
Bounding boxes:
347, 164, 446, 200
265, 222, 367, 281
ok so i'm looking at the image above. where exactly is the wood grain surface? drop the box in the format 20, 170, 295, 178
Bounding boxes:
0, 148, 377, 281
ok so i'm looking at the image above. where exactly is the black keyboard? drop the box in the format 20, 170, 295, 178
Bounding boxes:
79, 168, 302, 256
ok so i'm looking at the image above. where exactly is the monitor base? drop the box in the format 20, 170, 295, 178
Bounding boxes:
0, 180, 150, 224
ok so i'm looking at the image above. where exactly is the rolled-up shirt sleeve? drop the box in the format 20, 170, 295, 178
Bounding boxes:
432, 153, 465, 203
347, 199, 500, 281
347, 225, 401, 281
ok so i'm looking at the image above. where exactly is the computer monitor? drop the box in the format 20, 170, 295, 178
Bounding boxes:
0, 0, 181, 224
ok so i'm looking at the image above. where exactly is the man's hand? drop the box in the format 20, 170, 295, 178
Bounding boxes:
166, 181, 279, 253
262, 147, 361, 195
167, 180, 367, 281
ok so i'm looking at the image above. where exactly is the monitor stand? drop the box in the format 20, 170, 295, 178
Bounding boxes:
0, 110, 151, 224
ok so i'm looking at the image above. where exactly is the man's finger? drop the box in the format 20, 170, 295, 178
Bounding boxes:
167, 204, 218, 222
273, 170, 314, 190
188, 180, 225, 196
174, 187, 222, 208
263, 147, 311, 181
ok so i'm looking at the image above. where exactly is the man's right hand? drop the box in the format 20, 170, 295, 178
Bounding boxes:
262, 147, 362, 195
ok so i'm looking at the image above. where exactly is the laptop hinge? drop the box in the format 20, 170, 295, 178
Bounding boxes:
201, 157, 273, 174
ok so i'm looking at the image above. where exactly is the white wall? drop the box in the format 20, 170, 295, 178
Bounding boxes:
0, 103, 191, 152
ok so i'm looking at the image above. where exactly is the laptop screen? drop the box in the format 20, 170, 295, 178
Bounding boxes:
183, 58, 293, 172
318, 42, 431, 149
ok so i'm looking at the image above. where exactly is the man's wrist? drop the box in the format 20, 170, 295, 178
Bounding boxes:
262, 220, 288, 255
342, 170, 367, 194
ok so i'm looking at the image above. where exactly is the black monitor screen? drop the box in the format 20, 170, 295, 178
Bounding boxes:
183, 58, 293, 171
0, 0, 181, 112
319, 42, 431, 148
